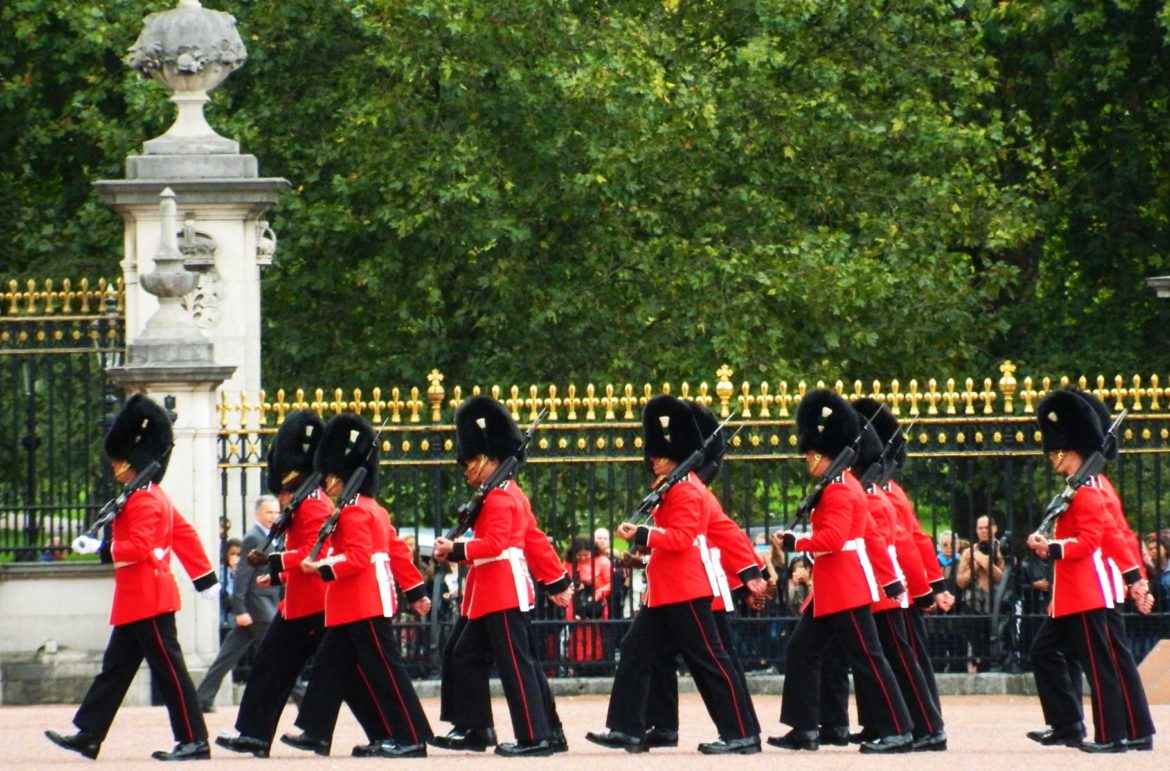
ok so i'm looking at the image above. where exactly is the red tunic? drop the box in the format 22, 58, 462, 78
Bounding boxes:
1097, 474, 1145, 585
700, 485, 761, 613
107, 484, 215, 626
885, 480, 945, 592
1048, 478, 1114, 618
792, 472, 875, 617
523, 508, 570, 593
451, 481, 536, 620
861, 486, 904, 614
636, 474, 714, 607
268, 489, 330, 620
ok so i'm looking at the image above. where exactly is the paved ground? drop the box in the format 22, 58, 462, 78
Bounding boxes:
4, 694, 1166, 769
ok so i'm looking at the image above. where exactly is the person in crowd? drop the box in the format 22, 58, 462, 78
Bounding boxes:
565, 534, 611, 671
784, 556, 812, 616
46, 394, 218, 762
955, 515, 1005, 671
217, 538, 242, 628
197, 495, 282, 713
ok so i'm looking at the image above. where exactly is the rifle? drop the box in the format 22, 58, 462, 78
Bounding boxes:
443, 408, 547, 541
247, 471, 324, 569
783, 410, 878, 531
630, 411, 738, 525
307, 467, 368, 561
1035, 409, 1128, 538
865, 420, 916, 488
81, 460, 161, 539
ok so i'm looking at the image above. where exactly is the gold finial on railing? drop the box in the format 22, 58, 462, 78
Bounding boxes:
448, 385, 463, 413
426, 369, 445, 423
218, 389, 232, 429
715, 364, 734, 417
545, 385, 561, 421
738, 382, 754, 418
1150, 375, 1162, 410
407, 386, 423, 423
1111, 374, 1126, 412
602, 384, 617, 420
777, 381, 791, 417
1131, 375, 1144, 412
887, 379, 904, 415
369, 387, 385, 424
679, 381, 692, 400
621, 384, 637, 419
907, 379, 921, 417
960, 378, 977, 415
505, 385, 522, 417
565, 384, 580, 421
925, 379, 941, 416
980, 378, 996, 414
697, 381, 712, 407
758, 382, 773, 418
584, 384, 599, 420
1020, 376, 1037, 413
389, 387, 404, 423
527, 385, 541, 420
944, 378, 959, 415
658, 382, 670, 399
999, 360, 1017, 413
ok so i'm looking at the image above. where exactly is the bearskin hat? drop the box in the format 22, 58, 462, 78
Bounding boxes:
1037, 389, 1104, 458
642, 395, 703, 464
104, 393, 173, 482
266, 410, 325, 494
850, 412, 884, 479
688, 401, 724, 485
1072, 390, 1118, 461
796, 389, 859, 458
455, 396, 524, 465
314, 413, 379, 497
852, 396, 906, 472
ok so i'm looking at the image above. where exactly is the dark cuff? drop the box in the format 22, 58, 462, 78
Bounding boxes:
883, 580, 905, 599
737, 565, 763, 585
192, 571, 218, 592
781, 533, 797, 551
545, 574, 572, 595
930, 579, 946, 595
98, 541, 113, 564
760, 564, 772, 582
1048, 543, 1063, 561
269, 570, 283, 588
450, 541, 467, 564
732, 584, 752, 601
634, 526, 651, 548
914, 593, 934, 610
319, 564, 337, 582
1122, 567, 1142, 586
268, 553, 286, 574
403, 582, 427, 603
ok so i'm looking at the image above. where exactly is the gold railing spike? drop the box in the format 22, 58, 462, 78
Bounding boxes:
448, 385, 463, 413
427, 369, 445, 423
43, 279, 55, 314
565, 384, 580, 421
1150, 375, 1162, 410
738, 381, 754, 418
697, 381, 711, 407
888, 379, 903, 415
218, 390, 231, 429
758, 382, 773, 418
943, 377, 958, 415
1112, 374, 1126, 412
545, 384, 561, 421
961, 377, 977, 415
776, 381, 791, 417
1131, 375, 1144, 412
639, 383, 652, 411
527, 384, 541, 420
81, 279, 94, 313
390, 387, 403, 423
291, 388, 306, 411
60, 278, 73, 313
660, 382, 671, 398
370, 387, 385, 424
505, 385, 522, 417
585, 383, 599, 421
832, 379, 844, 394
258, 389, 269, 426
603, 384, 617, 420
981, 377, 996, 414
407, 386, 423, 423
924, 379, 939, 416
621, 383, 637, 420
999, 360, 1017, 413
679, 381, 691, 400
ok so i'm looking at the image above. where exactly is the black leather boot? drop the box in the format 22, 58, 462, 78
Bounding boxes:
151, 740, 211, 761
45, 730, 101, 760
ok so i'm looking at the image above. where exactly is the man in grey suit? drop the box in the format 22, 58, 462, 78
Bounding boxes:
198, 496, 283, 713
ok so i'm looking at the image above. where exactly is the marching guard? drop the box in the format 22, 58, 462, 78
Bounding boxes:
45, 394, 219, 761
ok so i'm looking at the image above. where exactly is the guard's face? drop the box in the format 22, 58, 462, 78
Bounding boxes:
110, 459, 135, 485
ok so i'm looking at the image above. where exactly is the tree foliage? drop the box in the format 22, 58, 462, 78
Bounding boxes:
3, 1, 1168, 390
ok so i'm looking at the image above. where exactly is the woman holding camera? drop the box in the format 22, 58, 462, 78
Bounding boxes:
565, 535, 611, 669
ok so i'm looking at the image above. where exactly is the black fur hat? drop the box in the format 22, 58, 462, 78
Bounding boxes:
1073, 390, 1118, 461
1037, 389, 1104, 458
850, 414, 884, 479
267, 410, 325, 494
796, 389, 859, 458
104, 393, 173, 482
852, 396, 906, 471
455, 396, 524, 464
643, 395, 703, 464
314, 413, 379, 497
688, 401, 724, 485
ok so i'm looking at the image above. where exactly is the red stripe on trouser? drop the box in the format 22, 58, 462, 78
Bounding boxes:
1080, 614, 1108, 741
686, 601, 746, 737
849, 611, 904, 735
1103, 622, 1137, 738
367, 620, 419, 744
355, 663, 393, 736
883, 613, 933, 734
502, 612, 536, 740
151, 618, 194, 741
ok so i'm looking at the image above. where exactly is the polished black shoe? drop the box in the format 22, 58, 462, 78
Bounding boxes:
849, 728, 877, 745
1079, 740, 1127, 754
550, 729, 569, 754
151, 740, 211, 761
1026, 721, 1085, 747
352, 740, 383, 758
280, 731, 331, 756
585, 729, 648, 753
495, 739, 554, 757
1123, 735, 1153, 751
818, 725, 850, 747
766, 729, 819, 751
912, 730, 948, 752
698, 735, 761, 754
643, 727, 679, 748
215, 733, 270, 758
429, 727, 498, 752
859, 733, 914, 754
45, 730, 101, 760
375, 740, 427, 758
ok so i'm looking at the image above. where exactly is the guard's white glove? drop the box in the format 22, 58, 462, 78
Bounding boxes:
198, 585, 221, 601
71, 535, 102, 555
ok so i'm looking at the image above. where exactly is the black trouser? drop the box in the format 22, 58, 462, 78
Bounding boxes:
606, 599, 755, 740
73, 613, 206, 744
438, 612, 562, 733
905, 605, 942, 712
235, 612, 323, 743
446, 608, 552, 742
295, 617, 432, 747
1031, 608, 1127, 743
1104, 608, 1155, 740
873, 609, 943, 737
644, 608, 760, 736
780, 603, 911, 737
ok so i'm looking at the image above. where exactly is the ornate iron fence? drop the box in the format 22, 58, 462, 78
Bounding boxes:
0, 279, 124, 561
218, 364, 1170, 676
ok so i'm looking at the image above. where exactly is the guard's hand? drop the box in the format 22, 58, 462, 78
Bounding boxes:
236, 612, 253, 627
255, 573, 272, 588
1136, 592, 1155, 614
246, 549, 269, 568
744, 593, 767, 611
198, 585, 220, 601
412, 597, 432, 616
745, 577, 768, 596
433, 537, 454, 561
300, 559, 320, 574
549, 587, 573, 608
71, 535, 102, 555
619, 551, 646, 570
934, 590, 955, 612
616, 522, 638, 540
1026, 532, 1049, 559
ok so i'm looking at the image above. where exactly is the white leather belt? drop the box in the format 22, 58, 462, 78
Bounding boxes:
887, 544, 909, 608
372, 552, 396, 617
708, 545, 735, 609
473, 547, 532, 612
842, 537, 880, 602
693, 535, 728, 605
